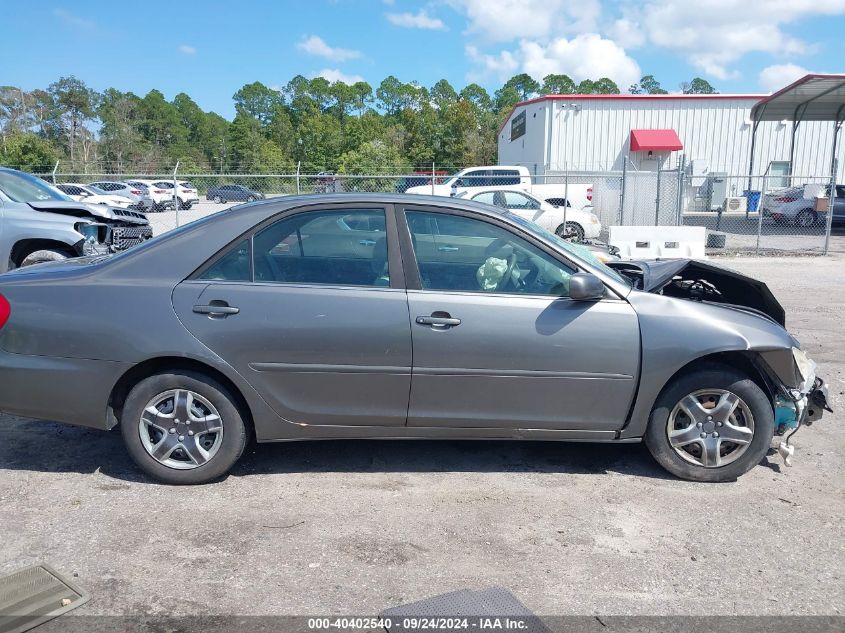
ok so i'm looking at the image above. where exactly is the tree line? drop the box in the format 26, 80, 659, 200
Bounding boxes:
0, 73, 716, 175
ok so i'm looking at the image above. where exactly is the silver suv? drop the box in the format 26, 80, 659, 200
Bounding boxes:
0, 168, 153, 272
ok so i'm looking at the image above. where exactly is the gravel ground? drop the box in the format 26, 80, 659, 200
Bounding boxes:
0, 254, 842, 623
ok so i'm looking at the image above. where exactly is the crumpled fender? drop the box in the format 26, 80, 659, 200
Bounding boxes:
620, 291, 797, 439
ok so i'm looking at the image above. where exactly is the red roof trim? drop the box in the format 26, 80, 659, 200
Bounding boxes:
629, 129, 683, 152
497, 93, 767, 136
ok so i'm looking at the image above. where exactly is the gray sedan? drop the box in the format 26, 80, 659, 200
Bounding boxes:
0, 194, 829, 484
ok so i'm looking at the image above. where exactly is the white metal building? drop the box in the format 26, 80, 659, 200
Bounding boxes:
497, 89, 845, 183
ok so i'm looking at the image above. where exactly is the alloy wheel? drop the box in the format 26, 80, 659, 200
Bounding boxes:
138, 389, 224, 470
666, 389, 754, 468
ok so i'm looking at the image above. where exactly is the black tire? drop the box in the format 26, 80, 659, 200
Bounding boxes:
120, 370, 247, 484
644, 365, 774, 482
795, 210, 817, 228
19, 248, 73, 268
556, 222, 585, 243
212, 195, 223, 204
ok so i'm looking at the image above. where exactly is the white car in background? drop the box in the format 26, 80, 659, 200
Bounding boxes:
87, 180, 152, 210
56, 183, 135, 208
125, 180, 176, 212
176, 181, 199, 209
464, 188, 601, 242
406, 165, 594, 211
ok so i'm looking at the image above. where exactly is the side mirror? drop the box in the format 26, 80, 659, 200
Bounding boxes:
569, 273, 605, 301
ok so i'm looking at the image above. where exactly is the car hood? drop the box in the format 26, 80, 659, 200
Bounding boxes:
608, 258, 786, 326
27, 201, 149, 225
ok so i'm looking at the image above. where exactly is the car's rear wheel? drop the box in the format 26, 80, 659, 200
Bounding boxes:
120, 371, 247, 484
246, 195, 256, 202
19, 248, 72, 268
795, 210, 817, 228
644, 366, 773, 482
212, 195, 223, 204
556, 222, 585, 243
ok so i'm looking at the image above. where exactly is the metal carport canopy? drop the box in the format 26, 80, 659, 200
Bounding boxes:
750, 74, 845, 122
748, 74, 845, 254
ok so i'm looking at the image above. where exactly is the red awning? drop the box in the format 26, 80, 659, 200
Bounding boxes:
629, 129, 683, 152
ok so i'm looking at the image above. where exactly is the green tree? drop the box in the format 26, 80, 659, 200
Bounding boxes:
499, 73, 541, 101
337, 139, 410, 191
232, 81, 281, 124
98, 89, 145, 171
459, 84, 493, 112
47, 76, 98, 166
541, 74, 576, 95
629, 75, 668, 95
0, 132, 59, 170
351, 81, 374, 116
683, 78, 718, 94
376, 75, 406, 116
431, 79, 458, 110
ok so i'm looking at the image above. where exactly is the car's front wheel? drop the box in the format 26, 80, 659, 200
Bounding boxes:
19, 248, 72, 268
556, 222, 585, 243
120, 371, 248, 484
644, 366, 774, 482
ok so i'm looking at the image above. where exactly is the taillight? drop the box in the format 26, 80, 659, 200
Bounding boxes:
154, 189, 167, 194
131, 189, 142, 195
587, 186, 593, 201
0, 294, 10, 330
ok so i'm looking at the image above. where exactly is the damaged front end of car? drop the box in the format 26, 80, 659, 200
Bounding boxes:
611, 258, 833, 466
29, 200, 154, 255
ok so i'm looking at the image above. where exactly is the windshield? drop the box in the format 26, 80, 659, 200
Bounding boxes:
504, 211, 630, 287
0, 170, 73, 203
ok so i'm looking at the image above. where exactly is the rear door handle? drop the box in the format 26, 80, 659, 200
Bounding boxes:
416, 315, 461, 327
193, 302, 239, 317
437, 246, 459, 252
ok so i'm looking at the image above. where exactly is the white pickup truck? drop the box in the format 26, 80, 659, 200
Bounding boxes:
405, 165, 593, 210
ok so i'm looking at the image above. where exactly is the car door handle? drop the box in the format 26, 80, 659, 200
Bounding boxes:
437, 246, 459, 252
359, 239, 376, 246
193, 302, 239, 316
416, 315, 461, 327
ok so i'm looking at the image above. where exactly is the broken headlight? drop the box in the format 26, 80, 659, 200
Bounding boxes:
791, 347, 817, 394
75, 222, 110, 255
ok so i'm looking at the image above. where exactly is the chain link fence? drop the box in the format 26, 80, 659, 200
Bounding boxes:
31, 166, 842, 256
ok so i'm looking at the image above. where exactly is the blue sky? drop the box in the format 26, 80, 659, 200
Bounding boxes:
3, 0, 844, 119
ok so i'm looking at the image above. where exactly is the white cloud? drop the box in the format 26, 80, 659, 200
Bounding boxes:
759, 63, 812, 93
465, 45, 519, 81
178, 44, 196, 55
520, 35, 641, 90
52, 8, 95, 30
386, 10, 447, 30
608, 17, 645, 49
297, 35, 362, 62
466, 35, 640, 90
314, 68, 366, 84
448, 0, 601, 42
616, 0, 845, 80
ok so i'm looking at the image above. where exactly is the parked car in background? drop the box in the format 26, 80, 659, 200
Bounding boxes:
760, 185, 827, 227
0, 168, 152, 271
206, 184, 265, 203
177, 181, 199, 209
0, 192, 827, 485
87, 180, 151, 210
464, 188, 601, 242
57, 183, 134, 208
124, 180, 176, 212
405, 165, 594, 211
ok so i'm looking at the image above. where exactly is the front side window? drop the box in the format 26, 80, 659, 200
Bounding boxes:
252, 209, 390, 287
503, 191, 540, 209
405, 210, 576, 297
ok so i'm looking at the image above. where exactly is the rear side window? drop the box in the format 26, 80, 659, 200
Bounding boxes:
252, 209, 389, 287
491, 170, 521, 186
200, 240, 251, 281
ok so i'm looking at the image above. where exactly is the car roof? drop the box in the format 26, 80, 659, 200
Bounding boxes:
248, 192, 508, 220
